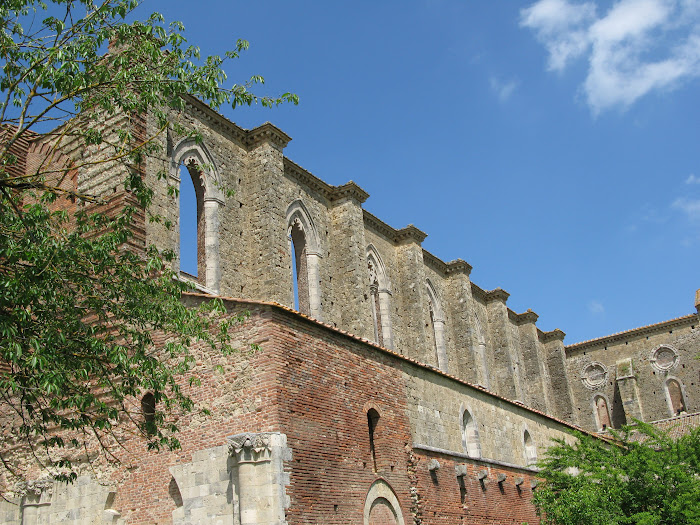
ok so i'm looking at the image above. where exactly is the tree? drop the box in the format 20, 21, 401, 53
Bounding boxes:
0, 0, 297, 487
532, 422, 700, 525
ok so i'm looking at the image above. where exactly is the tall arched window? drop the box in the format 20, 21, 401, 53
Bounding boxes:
367, 246, 393, 349
523, 430, 537, 466
171, 138, 224, 293
594, 395, 612, 431
666, 378, 687, 416
367, 409, 380, 472
286, 200, 322, 320
426, 280, 448, 372
461, 409, 481, 458
141, 392, 157, 437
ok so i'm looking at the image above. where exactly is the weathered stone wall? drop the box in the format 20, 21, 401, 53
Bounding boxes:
566, 313, 700, 432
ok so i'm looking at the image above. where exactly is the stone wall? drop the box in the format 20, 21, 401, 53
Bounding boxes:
566, 313, 700, 432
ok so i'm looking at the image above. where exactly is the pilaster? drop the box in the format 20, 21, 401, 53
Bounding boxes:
542, 329, 577, 424
514, 310, 547, 412
485, 289, 521, 400
615, 358, 645, 422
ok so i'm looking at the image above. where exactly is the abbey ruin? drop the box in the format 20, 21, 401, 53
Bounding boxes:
1, 95, 698, 524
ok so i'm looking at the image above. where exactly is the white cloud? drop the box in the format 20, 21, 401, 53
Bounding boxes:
686, 174, 700, 184
588, 300, 605, 314
672, 196, 700, 220
521, 0, 700, 114
489, 76, 519, 101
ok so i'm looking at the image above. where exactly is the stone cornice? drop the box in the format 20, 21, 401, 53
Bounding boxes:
245, 122, 292, 150
181, 95, 249, 147
362, 210, 397, 241
509, 309, 539, 325
422, 249, 447, 273
182, 97, 291, 151
395, 224, 427, 245
470, 283, 487, 301
329, 181, 369, 204
446, 259, 473, 276
540, 328, 566, 343
283, 157, 334, 199
485, 288, 510, 304
566, 313, 697, 353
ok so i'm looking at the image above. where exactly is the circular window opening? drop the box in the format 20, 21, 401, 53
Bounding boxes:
582, 362, 607, 389
651, 345, 679, 371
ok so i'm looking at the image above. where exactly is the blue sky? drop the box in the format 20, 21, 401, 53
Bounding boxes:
167, 0, 700, 344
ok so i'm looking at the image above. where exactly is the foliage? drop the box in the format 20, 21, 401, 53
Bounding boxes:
532, 422, 700, 525
0, 0, 296, 485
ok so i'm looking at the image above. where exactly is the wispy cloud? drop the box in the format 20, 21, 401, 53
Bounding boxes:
588, 299, 605, 314
672, 196, 700, 221
686, 174, 700, 184
489, 76, 519, 102
521, 0, 700, 114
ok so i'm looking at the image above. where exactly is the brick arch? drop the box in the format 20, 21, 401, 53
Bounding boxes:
363, 479, 405, 525
592, 394, 612, 431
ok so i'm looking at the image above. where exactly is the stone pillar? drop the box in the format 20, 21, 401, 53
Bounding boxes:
433, 316, 448, 373
306, 250, 323, 321
229, 432, 292, 525
203, 197, 222, 293
542, 329, 576, 423
377, 288, 394, 349
616, 358, 645, 422
485, 289, 521, 400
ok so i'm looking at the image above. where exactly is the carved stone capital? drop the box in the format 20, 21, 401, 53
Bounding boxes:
228, 432, 273, 464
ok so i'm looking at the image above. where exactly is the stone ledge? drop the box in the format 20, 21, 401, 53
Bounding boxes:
412, 443, 539, 473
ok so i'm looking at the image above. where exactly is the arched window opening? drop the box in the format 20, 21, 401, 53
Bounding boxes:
666, 379, 686, 416
179, 162, 205, 279
171, 138, 223, 293
523, 430, 537, 466
367, 246, 393, 349
594, 395, 612, 431
286, 200, 322, 320
367, 409, 380, 472
461, 409, 481, 458
426, 280, 448, 372
141, 393, 157, 437
289, 219, 309, 314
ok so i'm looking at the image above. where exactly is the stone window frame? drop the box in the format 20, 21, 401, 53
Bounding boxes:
459, 404, 482, 459
591, 393, 612, 432
367, 244, 393, 349
286, 199, 322, 320
363, 479, 405, 525
522, 427, 537, 466
650, 344, 680, 372
581, 361, 608, 390
664, 376, 688, 416
426, 279, 448, 373
170, 137, 224, 294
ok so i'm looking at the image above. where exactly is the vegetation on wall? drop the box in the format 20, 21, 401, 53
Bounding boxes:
532, 422, 700, 525
0, 0, 296, 487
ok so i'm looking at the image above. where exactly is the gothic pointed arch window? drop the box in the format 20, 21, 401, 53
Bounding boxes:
171, 138, 224, 293
367, 245, 393, 349
523, 429, 537, 466
461, 408, 481, 458
593, 395, 612, 431
665, 377, 687, 416
426, 280, 448, 372
286, 200, 322, 320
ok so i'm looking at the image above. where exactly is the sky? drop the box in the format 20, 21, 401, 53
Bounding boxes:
163, 0, 700, 344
